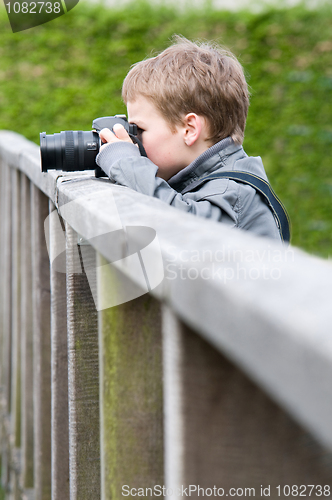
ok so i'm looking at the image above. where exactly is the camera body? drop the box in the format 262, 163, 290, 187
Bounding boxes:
40, 115, 146, 177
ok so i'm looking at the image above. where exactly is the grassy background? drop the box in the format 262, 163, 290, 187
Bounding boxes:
0, 1, 332, 256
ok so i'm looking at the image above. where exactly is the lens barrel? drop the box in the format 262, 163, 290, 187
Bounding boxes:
40, 130, 100, 172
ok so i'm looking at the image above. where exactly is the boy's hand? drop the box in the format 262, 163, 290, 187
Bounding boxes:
99, 124, 133, 151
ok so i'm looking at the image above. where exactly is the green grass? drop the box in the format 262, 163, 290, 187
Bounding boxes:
0, 1, 331, 256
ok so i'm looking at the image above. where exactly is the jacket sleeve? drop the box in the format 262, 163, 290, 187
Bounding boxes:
95, 142, 235, 223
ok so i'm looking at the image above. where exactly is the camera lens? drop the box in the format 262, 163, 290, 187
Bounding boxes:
40, 130, 100, 172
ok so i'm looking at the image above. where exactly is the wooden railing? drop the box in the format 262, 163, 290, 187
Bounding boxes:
1, 130, 332, 500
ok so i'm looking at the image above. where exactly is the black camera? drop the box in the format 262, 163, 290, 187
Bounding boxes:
40, 115, 146, 177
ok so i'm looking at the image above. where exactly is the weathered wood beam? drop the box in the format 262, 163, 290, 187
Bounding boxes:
9, 168, 22, 500
66, 224, 100, 500
31, 183, 52, 500
97, 254, 164, 499
48, 202, 69, 500
162, 306, 332, 496
20, 173, 35, 499
0, 161, 13, 492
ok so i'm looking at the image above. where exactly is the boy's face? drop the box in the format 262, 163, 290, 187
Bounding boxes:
127, 95, 192, 180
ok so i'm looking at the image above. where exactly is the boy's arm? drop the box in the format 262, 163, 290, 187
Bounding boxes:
96, 128, 281, 239
96, 140, 230, 221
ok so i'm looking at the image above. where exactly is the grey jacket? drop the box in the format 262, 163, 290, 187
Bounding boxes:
96, 137, 281, 241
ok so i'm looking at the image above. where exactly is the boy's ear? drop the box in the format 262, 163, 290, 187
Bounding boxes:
183, 113, 203, 146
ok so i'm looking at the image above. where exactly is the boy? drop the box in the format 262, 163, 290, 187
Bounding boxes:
96, 36, 282, 241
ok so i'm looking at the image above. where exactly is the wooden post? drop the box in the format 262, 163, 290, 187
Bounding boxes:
31, 183, 52, 500
0, 161, 13, 493
66, 224, 100, 500
97, 255, 164, 500
9, 168, 22, 500
20, 173, 35, 499
48, 202, 70, 500
162, 306, 332, 497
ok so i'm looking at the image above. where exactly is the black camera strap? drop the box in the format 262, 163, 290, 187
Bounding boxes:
129, 133, 147, 157
182, 170, 291, 243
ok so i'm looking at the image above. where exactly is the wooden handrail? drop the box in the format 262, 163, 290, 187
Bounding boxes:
1, 130, 332, 499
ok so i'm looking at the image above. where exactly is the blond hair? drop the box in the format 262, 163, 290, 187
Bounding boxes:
122, 35, 249, 145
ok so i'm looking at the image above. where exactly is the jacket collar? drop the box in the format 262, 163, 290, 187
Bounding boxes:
167, 137, 243, 192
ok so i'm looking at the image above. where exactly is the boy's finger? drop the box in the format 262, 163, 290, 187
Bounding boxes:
113, 123, 132, 142
99, 128, 116, 144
